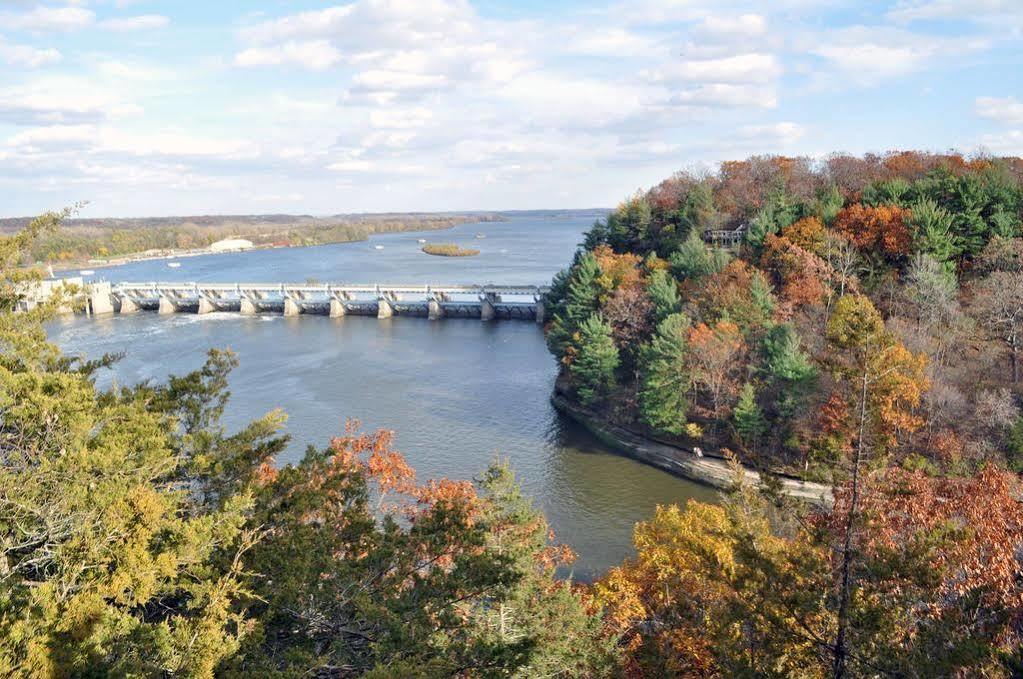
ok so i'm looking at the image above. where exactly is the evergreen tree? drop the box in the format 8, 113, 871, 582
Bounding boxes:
646, 268, 682, 323
733, 382, 768, 451
581, 218, 609, 251
811, 184, 845, 224
862, 177, 912, 207
744, 191, 802, 250
909, 198, 956, 265
0, 212, 280, 676
571, 314, 620, 405
545, 251, 601, 358
669, 230, 731, 281
676, 183, 716, 243
639, 313, 691, 434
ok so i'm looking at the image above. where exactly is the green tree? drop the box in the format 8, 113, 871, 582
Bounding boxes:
571, 313, 620, 405
545, 251, 601, 359
744, 191, 802, 250
669, 230, 731, 281
639, 313, 691, 434
0, 213, 278, 677
910, 198, 955, 265
733, 382, 768, 452
229, 435, 609, 676
646, 268, 681, 323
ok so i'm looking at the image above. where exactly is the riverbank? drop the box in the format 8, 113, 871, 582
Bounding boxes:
551, 393, 832, 505
28, 213, 506, 273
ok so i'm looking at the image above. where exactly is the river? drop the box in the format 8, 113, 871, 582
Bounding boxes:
47, 213, 716, 580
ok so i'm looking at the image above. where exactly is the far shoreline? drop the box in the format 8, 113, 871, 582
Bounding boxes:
45, 218, 492, 275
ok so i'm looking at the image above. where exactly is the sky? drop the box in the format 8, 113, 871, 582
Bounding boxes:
0, 0, 1021, 218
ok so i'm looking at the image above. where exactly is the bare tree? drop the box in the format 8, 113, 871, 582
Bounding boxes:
973, 271, 1023, 383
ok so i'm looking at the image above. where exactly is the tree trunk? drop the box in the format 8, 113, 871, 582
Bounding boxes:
833, 368, 869, 679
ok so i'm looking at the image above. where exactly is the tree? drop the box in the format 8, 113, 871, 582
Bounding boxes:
571, 314, 620, 405
688, 320, 745, 420
639, 313, 692, 435
973, 269, 1023, 382
781, 215, 826, 253
824, 294, 928, 677
744, 190, 803, 250
669, 230, 731, 282
909, 198, 955, 265
696, 260, 775, 333
646, 268, 681, 323
0, 213, 278, 677
546, 251, 601, 360
230, 430, 609, 676
832, 203, 912, 260
602, 283, 654, 368
902, 252, 957, 331
733, 383, 768, 452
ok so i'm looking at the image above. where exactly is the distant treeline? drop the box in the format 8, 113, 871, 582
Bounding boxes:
1, 212, 505, 264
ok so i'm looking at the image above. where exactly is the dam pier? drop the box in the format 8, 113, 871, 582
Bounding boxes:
88, 282, 549, 322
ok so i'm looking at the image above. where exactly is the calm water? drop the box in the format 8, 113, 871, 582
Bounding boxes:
49, 215, 716, 579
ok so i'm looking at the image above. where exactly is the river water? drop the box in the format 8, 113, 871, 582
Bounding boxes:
47, 214, 716, 579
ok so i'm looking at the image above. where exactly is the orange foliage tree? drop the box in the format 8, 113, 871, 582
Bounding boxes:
687, 320, 745, 419
760, 233, 835, 309
832, 204, 912, 259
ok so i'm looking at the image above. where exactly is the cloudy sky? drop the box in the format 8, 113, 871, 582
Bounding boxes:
0, 0, 1021, 217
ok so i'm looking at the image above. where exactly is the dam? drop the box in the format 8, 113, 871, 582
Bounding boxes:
88, 281, 551, 322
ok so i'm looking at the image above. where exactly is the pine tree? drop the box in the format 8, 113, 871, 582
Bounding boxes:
647, 269, 682, 323
669, 230, 731, 281
733, 382, 768, 451
545, 251, 601, 358
571, 313, 620, 405
639, 313, 691, 434
910, 198, 955, 265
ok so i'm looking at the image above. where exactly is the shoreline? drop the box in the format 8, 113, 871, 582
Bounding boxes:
551, 393, 832, 505
44, 216, 503, 274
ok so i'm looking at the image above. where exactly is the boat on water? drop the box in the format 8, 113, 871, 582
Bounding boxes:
375, 245, 385, 250
167, 262, 181, 268
417, 238, 426, 243
79, 269, 95, 276
475, 233, 486, 239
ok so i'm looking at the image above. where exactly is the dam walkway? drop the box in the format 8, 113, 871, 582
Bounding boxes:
86, 281, 551, 322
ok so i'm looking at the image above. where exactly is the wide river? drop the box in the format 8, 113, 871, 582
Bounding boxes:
48, 214, 715, 579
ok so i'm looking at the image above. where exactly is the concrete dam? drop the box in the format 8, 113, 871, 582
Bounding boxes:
85, 282, 551, 322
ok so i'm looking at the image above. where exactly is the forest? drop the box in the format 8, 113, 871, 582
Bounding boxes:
3, 151, 1023, 677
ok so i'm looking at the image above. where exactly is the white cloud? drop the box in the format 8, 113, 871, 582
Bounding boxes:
0, 78, 142, 125
4, 5, 94, 32
737, 121, 806, 145
648, 53, 782, 84
976, 96, 1023, 126
979, 129, 1023, 155
808, 26, 988, 84
0, 39, 60, 67
236, 41, 343, 70
697, 14, 767, 38
669, 83, 778, 109
327, 159, 374, 172
100, 15, 170, 32
888, 0, 1022, 23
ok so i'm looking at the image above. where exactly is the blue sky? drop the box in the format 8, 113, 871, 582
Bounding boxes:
0, 0, 1021, 218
